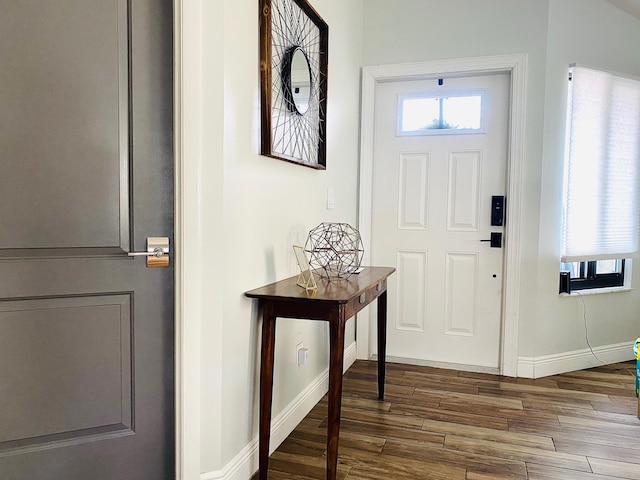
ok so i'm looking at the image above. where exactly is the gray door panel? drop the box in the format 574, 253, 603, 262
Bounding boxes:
0, 0, 129, 253
0, 0, 174, 478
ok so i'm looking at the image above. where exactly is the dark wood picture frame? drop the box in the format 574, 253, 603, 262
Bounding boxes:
259, 0, 328, 169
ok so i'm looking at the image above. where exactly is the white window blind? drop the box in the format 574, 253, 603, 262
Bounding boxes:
561, 65, 640, 262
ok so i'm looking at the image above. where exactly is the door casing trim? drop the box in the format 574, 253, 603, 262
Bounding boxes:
174, 0, 203, 478
357, 53, 527, 377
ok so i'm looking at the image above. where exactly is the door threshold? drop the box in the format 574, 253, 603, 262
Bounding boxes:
372, 354, 500, 375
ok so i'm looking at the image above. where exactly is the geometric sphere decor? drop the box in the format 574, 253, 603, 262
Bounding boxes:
304, 223, 364, 279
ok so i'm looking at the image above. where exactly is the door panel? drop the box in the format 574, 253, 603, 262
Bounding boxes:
0, 1, 174, 478
0, 295, 132, 447
397, 153, 430, 230
372, 73, 509, 370
0, 0, 129, 254
444, 252, 478, 336
395, 250, 427, 331
447, 151, 482, 232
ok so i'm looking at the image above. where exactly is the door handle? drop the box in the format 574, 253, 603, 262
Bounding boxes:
480, 232, 502, 248
128, 237, 170, 267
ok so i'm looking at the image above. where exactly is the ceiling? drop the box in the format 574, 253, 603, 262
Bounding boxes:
606, 0, 640, 19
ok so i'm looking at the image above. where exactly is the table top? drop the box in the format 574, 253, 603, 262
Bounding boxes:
245, 266, 395, 304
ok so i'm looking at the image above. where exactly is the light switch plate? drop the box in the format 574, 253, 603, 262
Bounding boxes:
327, 187, 335, 209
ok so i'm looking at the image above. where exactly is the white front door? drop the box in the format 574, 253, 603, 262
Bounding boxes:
371, 73, 510, 370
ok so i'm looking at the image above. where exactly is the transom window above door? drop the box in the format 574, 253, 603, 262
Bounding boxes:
398, 91, 485, 136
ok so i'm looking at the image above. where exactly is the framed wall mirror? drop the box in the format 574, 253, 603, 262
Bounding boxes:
259, 0, 328, 169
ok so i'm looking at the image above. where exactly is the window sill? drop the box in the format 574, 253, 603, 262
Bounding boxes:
559, 286, 633, 297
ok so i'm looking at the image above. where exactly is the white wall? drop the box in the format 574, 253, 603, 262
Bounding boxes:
535, 0, 640, 360
361, 0, 640, 373
179, 0, 640, 477
192, 0, 364, 475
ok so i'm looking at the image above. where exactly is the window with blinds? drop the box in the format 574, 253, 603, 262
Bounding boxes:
560, 65, 640, 292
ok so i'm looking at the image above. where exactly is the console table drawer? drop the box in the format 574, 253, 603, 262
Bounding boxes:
344, 279, 387, 318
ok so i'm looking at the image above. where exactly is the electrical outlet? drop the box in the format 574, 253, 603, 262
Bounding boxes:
296, 342, 309, 366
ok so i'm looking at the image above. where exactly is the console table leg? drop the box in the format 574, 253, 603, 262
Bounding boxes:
326, 316, 346, 480
259, 307, 277, 480
377, 291, 387, 400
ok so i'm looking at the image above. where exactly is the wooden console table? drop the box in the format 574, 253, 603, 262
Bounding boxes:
245, 266, 395, 480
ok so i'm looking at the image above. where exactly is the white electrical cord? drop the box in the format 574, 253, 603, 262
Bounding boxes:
576, 291, 636, 377
575, 292, 607, 366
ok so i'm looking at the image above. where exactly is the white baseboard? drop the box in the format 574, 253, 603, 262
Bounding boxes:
343, 339, 358, 374
517, 341, 635, 379
201, 341, 358, 480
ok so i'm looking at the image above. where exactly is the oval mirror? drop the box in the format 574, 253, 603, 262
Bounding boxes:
282, 47, 312, 115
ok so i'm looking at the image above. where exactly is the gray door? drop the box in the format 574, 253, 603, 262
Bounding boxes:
0, 1, 174, 479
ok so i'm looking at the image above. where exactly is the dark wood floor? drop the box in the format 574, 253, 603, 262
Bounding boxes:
256, 360, 639, 479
